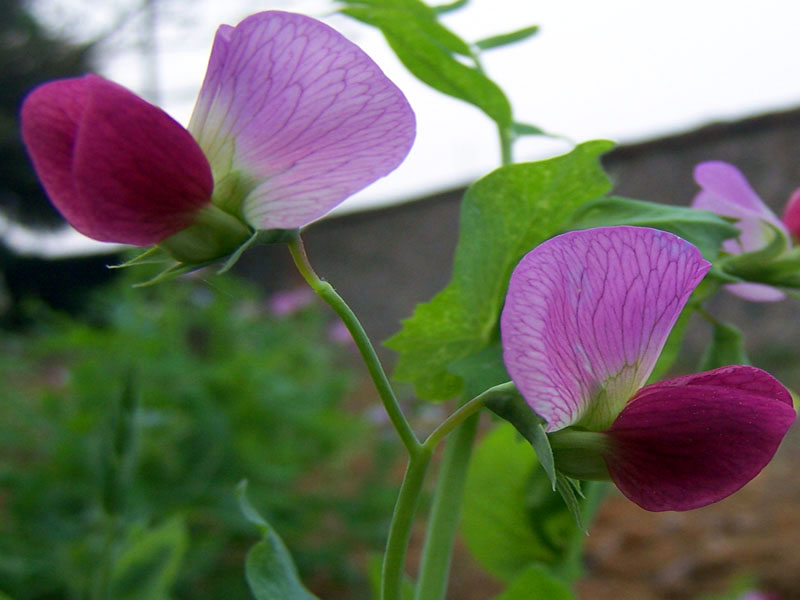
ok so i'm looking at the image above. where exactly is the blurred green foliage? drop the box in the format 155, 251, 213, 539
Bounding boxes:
0, 269, 397, 599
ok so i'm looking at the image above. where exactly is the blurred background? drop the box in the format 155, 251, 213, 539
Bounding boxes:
2, 0, 800, 598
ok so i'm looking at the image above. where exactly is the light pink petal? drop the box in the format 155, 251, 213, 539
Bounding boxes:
501, 227, 710, 432
605, 366, 795, 511
783, 187, 800, 240
692, 161, 789, 255
723, 282, 786, 302
21, 75, 213, 245
189, 11, 415, 230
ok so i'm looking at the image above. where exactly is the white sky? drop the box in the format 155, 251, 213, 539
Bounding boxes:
19, 0, 800, 256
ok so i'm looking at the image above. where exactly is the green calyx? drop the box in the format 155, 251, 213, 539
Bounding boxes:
158, 167, 265, 265
548, 428, 613, 481
159, 203, 253, 264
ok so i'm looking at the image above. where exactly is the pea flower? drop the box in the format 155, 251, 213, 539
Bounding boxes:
501, 226, 795, 511
692, 161, 796, 301
21, 11, 415, 266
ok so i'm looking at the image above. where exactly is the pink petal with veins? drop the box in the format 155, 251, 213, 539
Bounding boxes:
692, 161, 789, 255
501, 227, 710, 432
189, 11, 415, 230
606, 366, 795, 511
21, 75, 213, 245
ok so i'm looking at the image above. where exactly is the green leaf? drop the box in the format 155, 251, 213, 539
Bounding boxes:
474, 25, 539, 51
386, 141, 614, 401
109, 516, 188, 600
566, 196, 740, 260
340, 5, 512, 126
493, 565, 575, 600
511, 121, 546, 137
431, 0, 469, 14
721, 230, 800, 289
462, 424, 576, 582
238, 482, 319, 600
340, 1, 472, 55
446, 342, 509, 400
699, 320, 749, 371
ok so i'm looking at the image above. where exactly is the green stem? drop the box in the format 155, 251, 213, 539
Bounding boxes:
499, 125, 513, 166
287, 235, 421, 456
381, 449, 433, 600
414, 413, 479, 600
422, 393, 486, 451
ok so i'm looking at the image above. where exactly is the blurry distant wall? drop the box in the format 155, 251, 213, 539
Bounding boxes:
235, 108, 800, 387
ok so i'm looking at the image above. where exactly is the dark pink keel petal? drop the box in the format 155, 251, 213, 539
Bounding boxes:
784, 187, 800, 240
22, 75, 213, 245
500, 226, 710, 432
605, 366, 795, 512
189, 11, 415, 230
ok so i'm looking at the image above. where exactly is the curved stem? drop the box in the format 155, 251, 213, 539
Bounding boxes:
414, 413, 479, 600
422, 393, 486, 451
381, 449, 433, 600
288, 235, 421, 456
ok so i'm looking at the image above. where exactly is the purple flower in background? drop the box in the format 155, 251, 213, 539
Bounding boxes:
268, 287, 315, 317
501, 226, 795, 511
740, 592, 780, 600
21, 11, 415, 261
692, 161, 794, 301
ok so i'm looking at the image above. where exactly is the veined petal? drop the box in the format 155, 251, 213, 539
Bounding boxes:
189, 11, 415, 230
500, 226, 710, 432
22, 75, 213, 245
693, 161, 790, 254
605, 366, 795, 511
783, 187, 800, 240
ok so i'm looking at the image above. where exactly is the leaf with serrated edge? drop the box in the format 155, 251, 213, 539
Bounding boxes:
386, 141, 614, 401
340, 6, 510, 126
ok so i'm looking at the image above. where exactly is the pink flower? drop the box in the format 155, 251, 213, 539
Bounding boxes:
692, 161, 794, 301
268, 287, 314, 317
783, 187, 800, 241
21, 11, 414, 263
501, 226, 795, 511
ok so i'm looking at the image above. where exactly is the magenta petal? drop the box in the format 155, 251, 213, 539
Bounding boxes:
22, 75, 213, 245
501, 227, 710, 432
693, 161, 789, 254
783, 187, 800, 240
189, 11, 415, 230
605, 366, 795, 511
